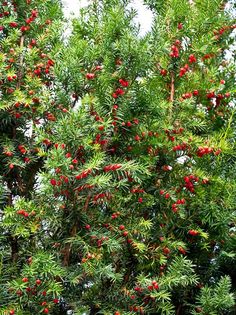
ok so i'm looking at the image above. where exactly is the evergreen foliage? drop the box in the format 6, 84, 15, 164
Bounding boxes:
0, 0, 236, 314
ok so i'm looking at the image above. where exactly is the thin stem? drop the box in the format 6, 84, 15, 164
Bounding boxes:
170, 71, 175, 103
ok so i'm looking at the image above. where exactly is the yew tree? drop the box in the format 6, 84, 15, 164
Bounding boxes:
0, 0, 64, 314
0, 0, 236, 315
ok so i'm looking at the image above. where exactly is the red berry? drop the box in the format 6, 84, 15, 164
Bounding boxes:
50, 179, 57, 186
95, 65, 102, 71
163, 247, 171, 255
160, 69, 167, 76
119, 78, 129, 87
36, 279, 41, 285
188, 229, 199, 236
43, 308, 49, 314
9, 311, 15, 315
86, 73, 95, 80
165, 193, 170, 199
22, 277, 28, 283
116, 88, 125, 95
178, 247, 186, 255
119, 225, 125, 231
189, 54, 197, 63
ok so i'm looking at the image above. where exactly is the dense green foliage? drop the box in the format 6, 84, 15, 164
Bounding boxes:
0, 0, 236, 314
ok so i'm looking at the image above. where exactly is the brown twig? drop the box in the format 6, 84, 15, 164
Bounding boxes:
176, 304, 182, 315
170, 71, 175, 103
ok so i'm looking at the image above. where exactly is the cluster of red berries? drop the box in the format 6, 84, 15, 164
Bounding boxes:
1, 7, 38, 30
181, 90, 198, 99
196, 146, 213, 157
184, 175, 199, 193
93, 192, 112, 202
213, 24, 236, 40
7, 74, 17, 81
179, 64, 189, 77
75, 169, 92, 180
111, 211, 120, 219
20, 9, 38, 32
18, 144, 27, 154
172, 198, 186, 213
159, 190, 170, 199
112, 79, 129, 98
172, 142, 188, 152
103, 164, 122, 172
206, 91, 230, 99
165, 127, 184, 142
85, 64, 103, 80
188, 54, 197, 63
119, 78, 129, 87
17, 209, 30, 217
170, 44, 180, 58
93, 133, 108, 147
182, 92, 193, 99
33, 59, 54, 77
81, 252, 95, 263
59, 175, 69, 183
128, 281, 159, 312
148, 280, 159, 291
188, 229, 199, 236
3, 148, 13, 156
16, 277, 59, 314
122, 118, 139, 128
112, 88, 125, 99
89, 234, 110, 248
